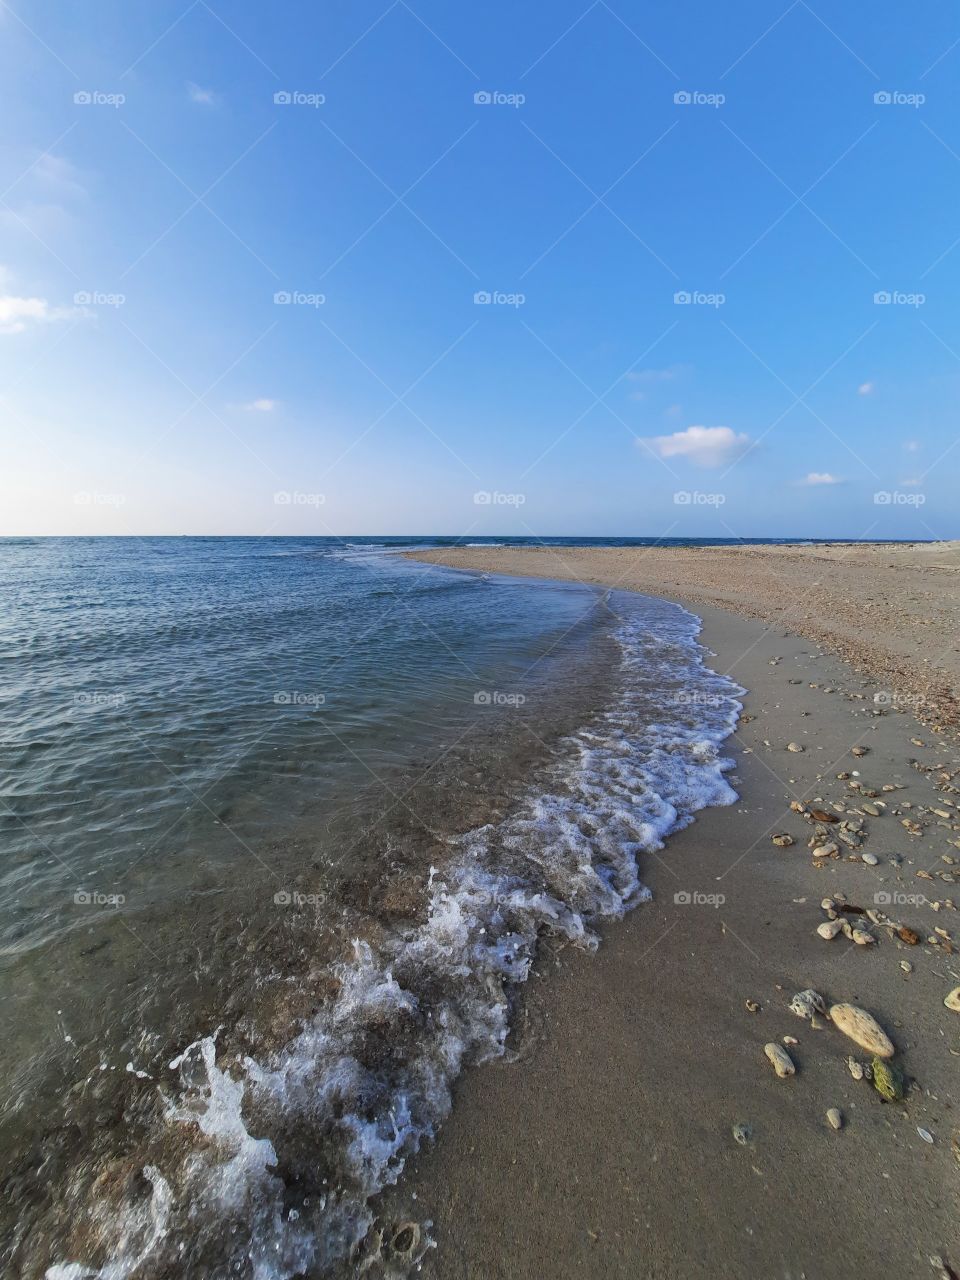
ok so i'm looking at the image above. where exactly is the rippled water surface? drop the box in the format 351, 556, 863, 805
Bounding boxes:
0, 536, 743, 1279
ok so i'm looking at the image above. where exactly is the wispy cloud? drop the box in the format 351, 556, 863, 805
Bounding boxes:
857, 381, 874, 395
626, 363, 690, 384
241, 398, 277, 412
187, 83, 219, 106
640, 425, 751, 468
800, 471, 843, 486
0, 290, 78, 334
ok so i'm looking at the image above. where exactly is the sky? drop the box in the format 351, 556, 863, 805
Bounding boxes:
1, 0, 958, 538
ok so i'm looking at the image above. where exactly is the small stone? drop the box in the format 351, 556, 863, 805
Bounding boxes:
862, 803, 881, 816
732, 1123, 751, 1146
829, 1003, 895, 1058
944, 987, 960, 1013
772, 833, 795, 848
899, 961, 912, 973
848, 1057, 864, 1081
917, 1127, 934, 1144
764, 1043, 796, 1078
817, 919, 844, 940
897, 926, 921, 945
821, 897, 835, 911
790, 801, 806, 813
787, 742, 804, 753
809, 809, 838, 823
826, 1107, 843, 1130
783, 1035, 798, 1046
851, 927, 876, 945
861, 852, 879, 866
790, 989, 827, 1020
852, 746, 868, 757
872, 1057, 904, 1102
745, 999, 761, 1013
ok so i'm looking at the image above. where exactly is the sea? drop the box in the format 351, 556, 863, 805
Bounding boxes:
0, 535, 766, 1277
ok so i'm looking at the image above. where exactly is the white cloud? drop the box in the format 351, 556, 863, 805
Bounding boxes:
242, 398, 277, 412
0, 292, 76, 335
904, 439, 920, 452
857, 381, 874, 395
188, 83, 219, 106
801, 472, 843, 486
641, 425, 751, 468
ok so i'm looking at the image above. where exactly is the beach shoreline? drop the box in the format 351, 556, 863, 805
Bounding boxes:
390, 546, 960, 1278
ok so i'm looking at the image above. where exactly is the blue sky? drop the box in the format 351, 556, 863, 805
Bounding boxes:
1, 0, 958, 537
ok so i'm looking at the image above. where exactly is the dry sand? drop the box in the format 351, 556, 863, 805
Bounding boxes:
384, 546, 960, 1279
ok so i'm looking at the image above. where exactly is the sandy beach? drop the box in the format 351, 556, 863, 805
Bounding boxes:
393, 545, 960, 1278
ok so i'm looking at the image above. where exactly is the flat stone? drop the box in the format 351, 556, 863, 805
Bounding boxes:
829, 1003, 895, 1058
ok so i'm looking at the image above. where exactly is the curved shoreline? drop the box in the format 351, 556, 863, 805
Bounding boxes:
393, 548, 960, 1279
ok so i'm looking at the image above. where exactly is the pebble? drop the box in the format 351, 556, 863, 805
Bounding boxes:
847, 1057, 864, 1080
851, 927, 876, 945
790, 989, 827, 1020
764, 1043, 796, 1078
860, 852, 879, 866
829, 1003, 895, 1058
772, 833, 795, 848
900, 961, 913, 973
827, 1108, 843, 1130
732, 1123, 751, 1146
852, 746, 868, 757
917, 1127, 934, 1144
862, 803, 881, 816
787, 742, 804, 753
817, 919, 844, 940
944, 987, 960, 1013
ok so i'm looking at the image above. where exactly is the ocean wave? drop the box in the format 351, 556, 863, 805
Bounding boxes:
44, 600, 742, 1280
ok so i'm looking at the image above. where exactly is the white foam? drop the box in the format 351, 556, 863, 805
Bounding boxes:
47, 596, 742, 1279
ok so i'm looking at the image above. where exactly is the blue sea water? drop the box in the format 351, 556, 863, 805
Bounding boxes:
0, 536, 753, 1278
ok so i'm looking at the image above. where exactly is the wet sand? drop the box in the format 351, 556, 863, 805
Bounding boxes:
392, 548, 960, 1279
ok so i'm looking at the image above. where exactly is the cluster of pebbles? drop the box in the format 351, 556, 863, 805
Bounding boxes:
756, 737, 960, 1145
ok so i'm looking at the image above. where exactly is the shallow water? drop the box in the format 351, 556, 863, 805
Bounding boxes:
0, 537, 743, 1278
